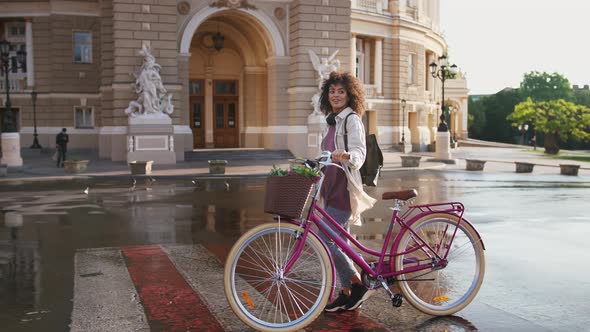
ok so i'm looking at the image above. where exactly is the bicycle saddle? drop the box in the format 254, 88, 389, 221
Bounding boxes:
382, 189, 418, 201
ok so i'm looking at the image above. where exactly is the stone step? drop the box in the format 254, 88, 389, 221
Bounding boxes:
184, 149, 294, 162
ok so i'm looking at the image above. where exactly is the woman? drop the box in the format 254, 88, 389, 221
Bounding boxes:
318, 71, 377, 312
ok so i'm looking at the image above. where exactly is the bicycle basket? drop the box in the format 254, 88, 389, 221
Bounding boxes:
264, 173, 314, 219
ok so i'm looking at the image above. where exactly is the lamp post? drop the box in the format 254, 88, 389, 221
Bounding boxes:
0, 40, 26, 133
429, 54, 458, 132
518, 124, 529, 145
30, 89, 41, 149
400, 99, 406, 144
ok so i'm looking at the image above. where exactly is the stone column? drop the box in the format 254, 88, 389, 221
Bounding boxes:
287, 0, 352, 158
205, 67, 214, 148
25, 19, 34, 88
350, 34, 357, 75
461, 97, 468, 139
266, 56, 289, 149
375, 38, 383, 96
426, 53, 434, 98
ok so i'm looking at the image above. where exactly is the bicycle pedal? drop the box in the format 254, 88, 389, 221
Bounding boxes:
391, 293, 403, 307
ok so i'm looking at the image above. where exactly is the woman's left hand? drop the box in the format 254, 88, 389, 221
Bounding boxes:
332, 149, 350, 162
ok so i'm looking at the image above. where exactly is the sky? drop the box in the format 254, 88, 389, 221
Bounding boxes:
440, 0, 590, 95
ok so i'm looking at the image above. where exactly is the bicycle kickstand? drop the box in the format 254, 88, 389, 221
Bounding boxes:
378, 277, 403, 308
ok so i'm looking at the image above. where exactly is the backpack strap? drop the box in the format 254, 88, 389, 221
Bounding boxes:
343, 112, 356, 152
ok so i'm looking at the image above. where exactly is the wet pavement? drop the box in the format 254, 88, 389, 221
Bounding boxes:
1, 145, 589, 331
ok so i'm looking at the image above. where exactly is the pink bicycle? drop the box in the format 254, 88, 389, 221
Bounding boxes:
224, 151, 486, 331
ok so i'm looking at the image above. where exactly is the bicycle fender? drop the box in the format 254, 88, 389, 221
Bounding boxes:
458, 217, 486, 250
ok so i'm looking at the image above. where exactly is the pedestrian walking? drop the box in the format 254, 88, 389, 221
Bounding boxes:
56, 128, 69, 167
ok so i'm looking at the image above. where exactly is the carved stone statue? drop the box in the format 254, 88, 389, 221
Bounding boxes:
125, 45, 174, 118
308, 49, 341, 90
308, 49, 340, 115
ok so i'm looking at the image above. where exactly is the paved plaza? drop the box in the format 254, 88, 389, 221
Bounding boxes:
1, 142, 589, 331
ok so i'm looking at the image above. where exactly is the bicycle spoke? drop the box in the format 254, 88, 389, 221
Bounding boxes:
225, 223, 332, 330
396, 216, 485, 316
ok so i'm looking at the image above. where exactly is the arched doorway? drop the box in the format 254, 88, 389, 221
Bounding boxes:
181, 8, 286, 149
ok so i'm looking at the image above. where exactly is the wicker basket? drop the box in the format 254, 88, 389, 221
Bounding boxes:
264, 174, 314, 219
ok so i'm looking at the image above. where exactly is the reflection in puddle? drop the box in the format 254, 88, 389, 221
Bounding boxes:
0, 212, 41, 310
0, 172, 587, 331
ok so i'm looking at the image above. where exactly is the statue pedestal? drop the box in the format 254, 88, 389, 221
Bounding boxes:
127, 114, 176, 164
307, 112, 327, 158
428, 131, 456, 164
1, 133, 23, 168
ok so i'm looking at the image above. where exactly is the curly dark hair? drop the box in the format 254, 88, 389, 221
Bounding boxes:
319, 71, 366, 116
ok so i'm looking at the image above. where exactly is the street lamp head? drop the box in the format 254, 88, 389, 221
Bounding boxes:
429, 61, 437, 76
450, 64, 458, 75
439, 54, 448, 67
401, 99, 406, 108
524, 124, 529, 131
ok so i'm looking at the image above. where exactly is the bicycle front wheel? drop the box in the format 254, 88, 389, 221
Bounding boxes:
395, 213, 485, 316
224, 223, 333, 332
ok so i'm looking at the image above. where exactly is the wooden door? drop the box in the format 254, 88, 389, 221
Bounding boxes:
213, 98, 238, 148
212, 80, 238, 148
190, 97, 205, 148
189, 80, 205, 148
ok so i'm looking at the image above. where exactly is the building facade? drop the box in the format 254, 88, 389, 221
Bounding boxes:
0, 0, 468, 161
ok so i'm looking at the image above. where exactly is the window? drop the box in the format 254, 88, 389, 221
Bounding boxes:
409, 53, 415, 84
192, 102, 202, 128
215, 103, 224, 128
73, 31, 92, 64
5, 22, 25, 39
214, 81, 237, 95
356, 37, 373, 84
189, 80, 204, 95
228, 103, 236, 128
75, 106, 94, 128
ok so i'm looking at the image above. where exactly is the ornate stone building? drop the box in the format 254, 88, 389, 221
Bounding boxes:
0, 0, 468, 161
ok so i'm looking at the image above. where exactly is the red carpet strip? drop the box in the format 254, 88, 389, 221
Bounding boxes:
122, 245, 224, 332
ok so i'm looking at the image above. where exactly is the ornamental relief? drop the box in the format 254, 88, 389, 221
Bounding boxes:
209, 0, 257, 10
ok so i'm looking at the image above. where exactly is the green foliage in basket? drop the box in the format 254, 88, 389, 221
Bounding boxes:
291, 165, 321, 179
269, 165, 289, 176
269, 164, 320, 181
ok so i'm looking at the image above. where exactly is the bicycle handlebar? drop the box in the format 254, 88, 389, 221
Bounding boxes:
303, 151, 346, 171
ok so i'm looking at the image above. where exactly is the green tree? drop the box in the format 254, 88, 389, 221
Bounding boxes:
520, 71, 574, 102
467, 96, 486, 138
480, 88, 523, 143
508, 98, 590, 154
574, 88, 590, 108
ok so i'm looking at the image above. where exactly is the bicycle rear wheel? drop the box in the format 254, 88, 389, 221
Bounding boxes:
224, 223, 333, 332
395, 213, 485, 316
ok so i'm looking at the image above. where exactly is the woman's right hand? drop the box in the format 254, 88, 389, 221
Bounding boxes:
331, 149, 350, 162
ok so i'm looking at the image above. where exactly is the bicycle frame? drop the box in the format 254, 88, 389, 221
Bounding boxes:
283, 155, 485, 300
281, 157, 477, 285
284, 200, 466, 279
